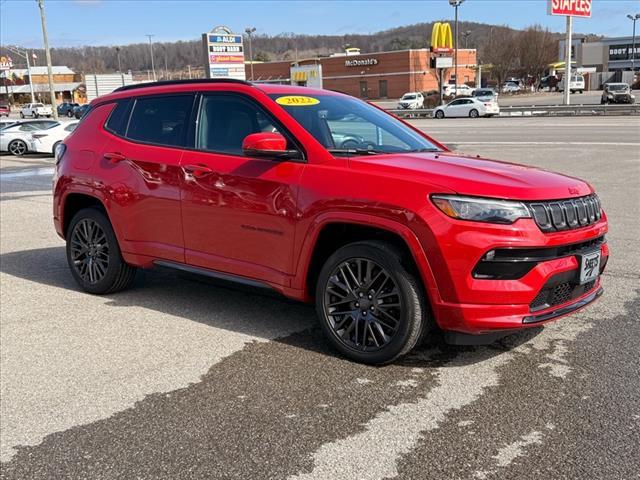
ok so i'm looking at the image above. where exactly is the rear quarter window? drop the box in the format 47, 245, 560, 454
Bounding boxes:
104, 99, 132, 136
125, 95, 194, 147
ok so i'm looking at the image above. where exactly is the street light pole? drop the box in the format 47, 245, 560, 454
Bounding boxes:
245, 27, 256, 81
37, 0, 58, 119
449, 0, 465, 93
146, 34, 157, 81
462, 30, 472, 49
628, 14, 640, 73
563, 15, 573, 105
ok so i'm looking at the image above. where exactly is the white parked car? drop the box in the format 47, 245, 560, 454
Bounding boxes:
433, 97, 500, 119
0, 120, 60, 156
442, 84, 475, 97
29, 121, 78, 154
558, 74, 585, 94
397, 92, 424, 109
20, 103, 53, 118
501, 82, 522, 93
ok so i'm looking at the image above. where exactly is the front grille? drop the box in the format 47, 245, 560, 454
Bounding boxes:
530, 276, 597, 312
527, 195, 601, 232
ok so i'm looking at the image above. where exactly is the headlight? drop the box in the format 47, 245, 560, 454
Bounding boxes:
431, 195, 531, 224
607, 94, 614, 99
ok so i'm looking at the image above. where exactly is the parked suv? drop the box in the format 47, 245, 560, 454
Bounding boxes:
20, 102, 53, 118
601, 82, 635, 104
53, 79, 608, 364
397, 92, 424, 109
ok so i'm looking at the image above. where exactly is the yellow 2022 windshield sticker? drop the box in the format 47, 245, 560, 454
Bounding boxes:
275, 95, 320, 106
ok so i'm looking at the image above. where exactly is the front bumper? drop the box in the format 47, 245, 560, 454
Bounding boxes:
415, 208, 608, 335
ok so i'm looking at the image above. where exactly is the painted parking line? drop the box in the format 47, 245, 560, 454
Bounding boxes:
0, 167, 54, 179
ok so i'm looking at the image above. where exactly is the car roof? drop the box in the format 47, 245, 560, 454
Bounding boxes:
95, 79, 343, 105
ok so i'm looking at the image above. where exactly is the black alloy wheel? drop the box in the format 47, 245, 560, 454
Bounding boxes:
8, 140, 28, 156
66, 208, 137, 294
69, 218, 110, 285
316, 241, 429, 364
324, 257, 402, 352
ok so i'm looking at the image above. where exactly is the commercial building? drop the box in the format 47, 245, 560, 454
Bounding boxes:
0, 66, 85, 104
245, 48, 477, 99
558, 35, 639, 88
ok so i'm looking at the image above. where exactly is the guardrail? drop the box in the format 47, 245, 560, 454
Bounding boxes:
386, 103, 640, 118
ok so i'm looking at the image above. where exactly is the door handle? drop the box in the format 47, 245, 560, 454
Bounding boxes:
183, 164, 213, 177
104, 152, 127, 163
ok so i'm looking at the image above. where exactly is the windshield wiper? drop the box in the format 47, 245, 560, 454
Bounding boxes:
327, 148, 386, 156
406, 148, 441, 153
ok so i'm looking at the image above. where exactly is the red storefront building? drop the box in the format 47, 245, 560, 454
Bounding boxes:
245, 48, 477, 99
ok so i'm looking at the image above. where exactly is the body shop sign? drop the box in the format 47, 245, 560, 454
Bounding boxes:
548, 0, 592, 17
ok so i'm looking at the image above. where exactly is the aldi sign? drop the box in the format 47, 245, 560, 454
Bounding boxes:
202, 26, 246, 80
548, 0, 592, 17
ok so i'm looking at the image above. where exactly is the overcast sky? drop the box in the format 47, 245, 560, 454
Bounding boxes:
0, 0, 637, 48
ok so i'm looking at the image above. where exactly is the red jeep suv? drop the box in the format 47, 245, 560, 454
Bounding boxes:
53, 79, 608, 364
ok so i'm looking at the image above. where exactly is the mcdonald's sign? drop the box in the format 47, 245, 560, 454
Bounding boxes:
431, 22, 454, 53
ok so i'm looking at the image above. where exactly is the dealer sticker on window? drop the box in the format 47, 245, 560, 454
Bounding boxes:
275, 95, 320, 106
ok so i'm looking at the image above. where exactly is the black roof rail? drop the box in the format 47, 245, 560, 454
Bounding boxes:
113, 78, 252, 93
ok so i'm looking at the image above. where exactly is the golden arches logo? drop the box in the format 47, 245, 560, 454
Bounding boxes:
431, 22, 453, 51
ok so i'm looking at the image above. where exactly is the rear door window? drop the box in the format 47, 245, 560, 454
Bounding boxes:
126, 95, 194, 147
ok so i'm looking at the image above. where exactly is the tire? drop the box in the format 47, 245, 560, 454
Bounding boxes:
66, 207, 137, 294
8, 139, 28, 156
20, 112, 25, 119
435, 110, 444, 119
46, 115, 51, 118
315, 240, 429, 364
67, 110, 73, 117
469, 109, 479, 118
34, 112, 39, 118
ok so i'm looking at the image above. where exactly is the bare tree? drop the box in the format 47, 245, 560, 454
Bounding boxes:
515, 25, 558, 88
482, 26, 519, 87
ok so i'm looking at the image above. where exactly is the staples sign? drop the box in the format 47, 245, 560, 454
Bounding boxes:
548, 0, 592, 17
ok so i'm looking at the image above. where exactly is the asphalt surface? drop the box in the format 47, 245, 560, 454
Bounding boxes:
1, 116, 639, 479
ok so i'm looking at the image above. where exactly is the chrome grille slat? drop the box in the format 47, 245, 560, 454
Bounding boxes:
526, 195, 601, 232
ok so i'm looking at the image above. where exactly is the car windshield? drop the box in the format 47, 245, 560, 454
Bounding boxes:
34, 103, 45, 108
269, 93, 440, 155
402, 95, 417, 100
607, 84, 628, 92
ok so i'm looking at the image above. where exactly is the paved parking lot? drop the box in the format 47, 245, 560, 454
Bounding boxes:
1, 116, 639, 479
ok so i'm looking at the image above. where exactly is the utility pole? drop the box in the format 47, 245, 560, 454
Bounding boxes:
5, 46, 35, 103
37, 0, 58, 119
628, 14, 640, 73
563, 15, 573, 105
187, 64, 192, 79
245, 27, 256, 81
449, 0, 465, 93
146, 34, 157, 81
116, 47, 122, 72
164, 47, 169, 80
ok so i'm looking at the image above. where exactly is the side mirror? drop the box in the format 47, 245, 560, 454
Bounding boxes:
242, 132, 301, 160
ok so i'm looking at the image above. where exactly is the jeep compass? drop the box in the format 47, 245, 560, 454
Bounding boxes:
53, 79, 608, 364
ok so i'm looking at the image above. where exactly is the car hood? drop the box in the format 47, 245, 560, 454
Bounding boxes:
350, 151, 592, 201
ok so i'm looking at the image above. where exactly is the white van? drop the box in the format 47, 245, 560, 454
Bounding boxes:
558, 75, 585, 94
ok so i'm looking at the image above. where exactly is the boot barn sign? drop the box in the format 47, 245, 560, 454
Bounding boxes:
547, 0, 592, 17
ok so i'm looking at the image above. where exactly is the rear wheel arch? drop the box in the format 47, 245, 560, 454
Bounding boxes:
62, 193, 108, 238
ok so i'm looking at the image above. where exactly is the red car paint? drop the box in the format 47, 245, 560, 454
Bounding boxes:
53, 81, 608, 337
